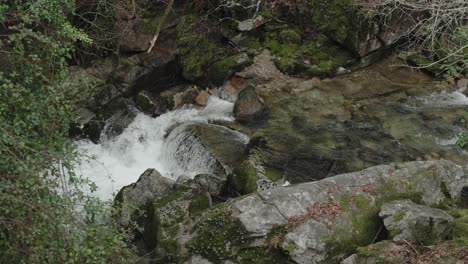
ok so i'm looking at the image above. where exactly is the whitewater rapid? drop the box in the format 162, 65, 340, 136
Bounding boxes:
75, 96, 234, 201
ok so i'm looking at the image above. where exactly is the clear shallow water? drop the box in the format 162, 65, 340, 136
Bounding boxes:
75, 96, 234, 201
75, 89, 468, 201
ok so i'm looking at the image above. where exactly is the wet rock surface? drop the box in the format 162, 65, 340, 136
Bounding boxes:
233, 85, 267, 123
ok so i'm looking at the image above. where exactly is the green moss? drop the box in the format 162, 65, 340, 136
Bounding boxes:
355, 241, 392, 264
310, 0, 377, 55
208, 53, 252, 85
188, 210, 248, 263
142, 188, 190, 262
407, 54, 444, 75
326, 194, 381, 261
412, 222, 439, 245
376, 177, 424, 208
237, 35, 262, 50
233, 161, 260, 195
278, 29, 301, 44
133, 18, 159, 35
176, 15, 218, 82
393, 210, 406, 222
189, 192, 212, 216
449, 209, 468, 246
282, 242, 296, 256
264, 32, 355, 76
237, 247, 291, 264
265, 167, 284, 182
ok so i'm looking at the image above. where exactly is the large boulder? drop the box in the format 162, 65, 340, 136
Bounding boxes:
114, 168, 175, 227
163, 123, 249, 182
110, 41, 179, 96
182, 160, 467, 263
379, 199, 453, 244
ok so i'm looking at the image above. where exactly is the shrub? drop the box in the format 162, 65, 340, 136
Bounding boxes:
0, 0, 131, 262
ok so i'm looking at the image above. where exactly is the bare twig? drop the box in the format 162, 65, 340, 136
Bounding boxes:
147, 0, 174, 54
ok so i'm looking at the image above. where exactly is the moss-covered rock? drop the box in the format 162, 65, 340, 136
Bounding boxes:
189, 192, 212, 216
208, 53, 252, 85
449, 209, 468, 246
264, 31, 355, 76
310, 0, 381, 56
187, 210, 248, 263
176, 15, 218, 82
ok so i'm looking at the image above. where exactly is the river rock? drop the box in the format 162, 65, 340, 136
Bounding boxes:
208, 53, 252, 85
100, 97, 137, 140
110, 42, 178, 96
135, 90, 168, 117
233, 85, 267, 122
69, 108, 104, 143
182, 160, 467, 263
195, 90, 210, 106
163, 123, 249, 179
114, 168, 175, 227
173, 85, 200, 109
379, 199, 453, 244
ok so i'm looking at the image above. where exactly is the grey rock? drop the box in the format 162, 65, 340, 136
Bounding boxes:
226, 160, 467, 263
193, 174, 226, 196
87, 84, 121, 111
100, 98, 137, 140
237, 16, 267, 31
163, 123, 249, 178
282, 219, 330, 264
233, 85, 267, 122
110, 45, 178, 96
135, 90, 168, 117
118, 28, 149, 53
115, 169, 175, 227
340, 254, 358, 264
379, 199, 453, 244
233, 195, 287, 237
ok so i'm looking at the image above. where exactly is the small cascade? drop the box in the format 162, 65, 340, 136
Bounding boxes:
161, 122, 249, 178
401, 90, 468, 111
75, 96, 241, 201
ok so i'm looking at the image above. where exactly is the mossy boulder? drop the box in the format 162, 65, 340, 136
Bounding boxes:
176, 15, 254, 85
310, 0, 381, 56
233, 85, 268, 123
379, 199, 454, 245
226, 160, 467, 263
163, 123, 249, 178
449, 209, 468, 246
231, 156, 285, 195
264, 30, 355, 76
114, 169, 175, 228
208, 53, 252, 85
142, 187, 192, 262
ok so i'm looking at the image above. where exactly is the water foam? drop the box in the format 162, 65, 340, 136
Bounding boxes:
75, 96, 235, 201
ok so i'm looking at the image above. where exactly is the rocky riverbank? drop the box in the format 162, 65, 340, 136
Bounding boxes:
70, 1, 468, 263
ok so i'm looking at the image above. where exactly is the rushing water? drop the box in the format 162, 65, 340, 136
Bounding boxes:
75, 96, 235, 201
75, 88, 468, 201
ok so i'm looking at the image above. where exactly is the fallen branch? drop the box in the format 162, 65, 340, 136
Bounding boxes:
147, 0, 174, 54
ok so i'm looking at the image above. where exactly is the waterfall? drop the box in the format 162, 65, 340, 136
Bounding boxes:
75, 96, 236, 201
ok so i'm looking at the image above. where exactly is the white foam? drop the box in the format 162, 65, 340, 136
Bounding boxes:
75, 96, 235, 201
405, 90, 468, 110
